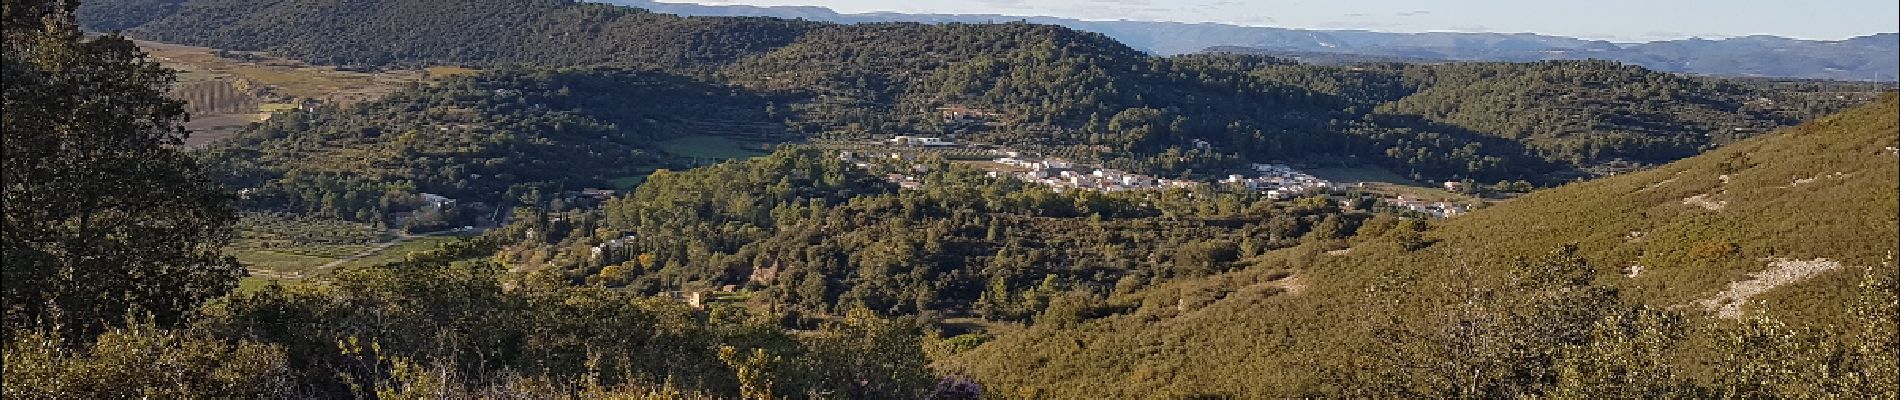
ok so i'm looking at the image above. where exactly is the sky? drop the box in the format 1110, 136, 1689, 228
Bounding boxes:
662, 0, 1899, 42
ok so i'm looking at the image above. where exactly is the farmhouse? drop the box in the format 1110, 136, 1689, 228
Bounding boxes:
418, 193, 455, 209
936, 105, 998, 123
579, 188, 617, 199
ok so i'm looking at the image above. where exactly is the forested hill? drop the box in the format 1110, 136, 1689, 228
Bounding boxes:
81, 0, 1883, 181
1371, 61, 1817, 166
945, 94, 1900, 398
602, 0, 1900, 82
79, 0, 818, 70
203, 69, 785, 222
1206, 33, 1900, 82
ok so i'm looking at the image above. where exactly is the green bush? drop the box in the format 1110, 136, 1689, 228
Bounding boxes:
2, 323, 292, 399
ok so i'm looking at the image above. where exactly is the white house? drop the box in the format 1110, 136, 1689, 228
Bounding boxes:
889, 136, 955, 146
419, 193, 455, 209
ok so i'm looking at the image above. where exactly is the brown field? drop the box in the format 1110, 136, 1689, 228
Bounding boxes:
426, 66, 481, 78
182, 113, 270, 147
138, 40, 476, 148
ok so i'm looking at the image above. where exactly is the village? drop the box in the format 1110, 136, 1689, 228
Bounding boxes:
991, 153, 1203, 192
840, 135, 1473, 218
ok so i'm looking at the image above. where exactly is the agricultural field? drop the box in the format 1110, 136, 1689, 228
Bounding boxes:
1307, 166, 1485, 204
328, 236, 461, 271
425, 66, 481, 78
608, 176, 648, 190
656, 135, 770, 160
227, 213, 387, 278
608, 167, 665, 190
228, 213, 469, 283
180, 113, 272, 147
138, 40, 473, 147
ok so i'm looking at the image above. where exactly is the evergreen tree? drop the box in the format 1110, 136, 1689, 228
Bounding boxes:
2, 0, 241, 342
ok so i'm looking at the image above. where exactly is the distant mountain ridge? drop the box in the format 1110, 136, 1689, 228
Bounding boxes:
74, 0, 1891, 184
603, 0, 1899, 81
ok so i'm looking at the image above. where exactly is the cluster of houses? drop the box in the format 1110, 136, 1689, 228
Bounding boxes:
839, 144, 1478, 218
588, 234, 638, 259
1219, 163, 1335, 199
573, 188, 616, 200
838, 151, 873, 168
884, 174, 926, 190
839, 151, 931, 190
1211, 164, 1473, 217
1382, 196, 1471, 218
992, 156, 1199, 192
886, 136, 956, 147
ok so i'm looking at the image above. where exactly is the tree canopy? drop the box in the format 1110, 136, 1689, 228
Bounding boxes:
2, 0, 240, 342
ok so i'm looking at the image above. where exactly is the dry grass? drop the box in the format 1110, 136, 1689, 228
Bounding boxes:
138, 40, 477, 147
427, 66, 481, 78
181, 113, 270, 147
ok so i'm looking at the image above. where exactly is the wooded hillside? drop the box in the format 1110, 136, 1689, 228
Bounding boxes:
83, 0, 1888, 182
945, 94, 1900, 398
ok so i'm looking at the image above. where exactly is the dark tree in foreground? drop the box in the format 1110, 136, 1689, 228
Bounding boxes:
2, 0, 240, 342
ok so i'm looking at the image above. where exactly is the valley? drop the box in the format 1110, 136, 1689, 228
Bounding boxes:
79, 0, 1895, 183
4, 0, 1894, 398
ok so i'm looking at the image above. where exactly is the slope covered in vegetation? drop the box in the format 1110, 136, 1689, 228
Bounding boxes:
484, 148, 1386, 320
79, 0, 817, 70
1428, 93, 1898, 315
945, 94, 1900, 398
14, 0, 1898, 396
81, 0, 1885, 183
204, 69, 786, 224
1381, 60, 1813, 165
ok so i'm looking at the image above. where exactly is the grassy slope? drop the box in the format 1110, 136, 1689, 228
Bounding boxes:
947, 94, 1898, 398
1432, 93, 1899, 318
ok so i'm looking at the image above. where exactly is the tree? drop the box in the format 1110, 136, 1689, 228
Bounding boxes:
1308, 214, 1347, 241
1, 321, 292, 398
2, 0, 241, 342
1546, 307, 1705, 399
719, 346, 778, 400
789, 308, 936, 398
1385, 218, 1429, 251
1339, 245, 1621, 398
1842, 261, 1900, 397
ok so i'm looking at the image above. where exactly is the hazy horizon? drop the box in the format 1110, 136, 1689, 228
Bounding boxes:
654, 0, 1900, 43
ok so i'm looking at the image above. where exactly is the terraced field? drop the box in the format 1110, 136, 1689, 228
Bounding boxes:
139, 40, 472, 147
228, 213, 466, 279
